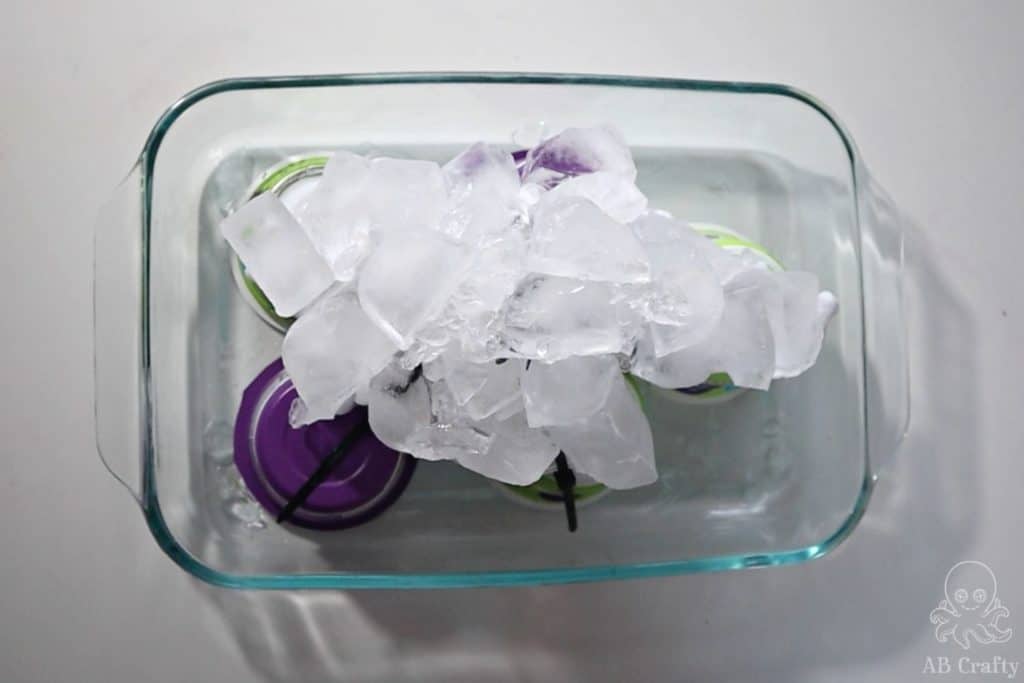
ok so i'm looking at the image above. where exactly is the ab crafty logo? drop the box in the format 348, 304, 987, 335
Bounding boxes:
924, 561, 1018, 679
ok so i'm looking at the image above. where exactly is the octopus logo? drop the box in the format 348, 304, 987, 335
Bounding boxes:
930, 561, 1013, 650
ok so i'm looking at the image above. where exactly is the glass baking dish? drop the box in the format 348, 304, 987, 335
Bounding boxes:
93, 73, 909, 589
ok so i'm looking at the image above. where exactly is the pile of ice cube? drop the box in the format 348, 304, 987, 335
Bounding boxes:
221, 126, 837, 490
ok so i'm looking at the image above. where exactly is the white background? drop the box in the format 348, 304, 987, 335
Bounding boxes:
2, 1, 1023, 681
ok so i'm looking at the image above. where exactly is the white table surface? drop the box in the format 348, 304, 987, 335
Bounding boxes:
3, 1, 1023, 681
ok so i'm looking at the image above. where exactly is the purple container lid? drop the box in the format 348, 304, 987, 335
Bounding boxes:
233, 359, 415, 530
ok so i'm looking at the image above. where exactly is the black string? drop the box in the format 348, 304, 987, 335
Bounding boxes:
553, 452, 578, 533
276, 418, 372, 525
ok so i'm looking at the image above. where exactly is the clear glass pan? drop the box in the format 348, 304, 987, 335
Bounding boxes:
94, 73, 909, 589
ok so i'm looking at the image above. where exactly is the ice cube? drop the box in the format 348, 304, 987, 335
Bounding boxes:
415, 315, 454, 348
818, 291, 839, 324
523, 126, 636, 187
364, 157, 449, 234
441, 143, 521, 242
512, 121, 548, 149
297, 155, 449, 279
450, 230, 527, 322
220, 192, 334, 317
503, 275, 639, 360
228, 497, 265, 528
401, 372, 556, 485
444, 230, 527, 361
424, 378, 464, 425
462, 359, 523, 420
527, 197, 651, 284
357, 229, 471, 348
282, 288, 398, 424
421, 355, 447, 382
713, 280, 777, 390
538, 171, 647, 224
754, 271, 837, 379
395, 339, 445, 372
441, 354, 491, 405
472, 411, 560, 485
408, 422, 495, 463
394, 305, 458, 370
696, 231, 779, 286
521, 355, 620, 427
492, 392, 527, 421
517, 183, 544, 213
547, 374, 657, 489
631, 281, 775, 390
288, 394, 355, 429
366, 365, 431, 452
405, 381, 495, 462
293, 151, 374, 281
631, 213, 725, 354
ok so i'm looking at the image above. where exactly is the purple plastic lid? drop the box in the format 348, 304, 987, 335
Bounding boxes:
233, 359, 415, 530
